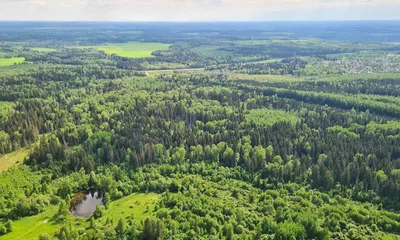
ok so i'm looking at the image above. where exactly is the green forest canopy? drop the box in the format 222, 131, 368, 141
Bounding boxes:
0, 21, 400, 239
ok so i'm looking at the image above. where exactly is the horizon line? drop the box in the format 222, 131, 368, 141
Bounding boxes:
1, 19, 400, 23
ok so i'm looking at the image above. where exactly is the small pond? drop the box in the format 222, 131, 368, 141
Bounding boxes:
70, 190, 104, 218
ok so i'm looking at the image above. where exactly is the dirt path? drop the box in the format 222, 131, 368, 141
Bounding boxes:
14, 220, 48, 240
144, 68, 205, 75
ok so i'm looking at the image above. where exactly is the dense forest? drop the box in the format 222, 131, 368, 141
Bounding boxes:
1, 22, 400, 239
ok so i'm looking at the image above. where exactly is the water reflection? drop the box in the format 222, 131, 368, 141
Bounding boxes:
70, 190, 104, 217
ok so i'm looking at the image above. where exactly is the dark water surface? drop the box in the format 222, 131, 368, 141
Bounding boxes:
70, 190, 104, 217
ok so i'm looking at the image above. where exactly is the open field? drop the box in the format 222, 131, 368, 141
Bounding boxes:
0, 58, 24, 66
0, 193, 160, 239
104, 193, 160, 223
75, 42, 171, 58
0, 206, 59, 240
245, 109, 299, 127
0, 149, 29, 173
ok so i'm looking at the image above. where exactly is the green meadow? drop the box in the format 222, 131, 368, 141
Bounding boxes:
76, 42, 171, 58
0, 193, 160, 240
0, 149, 29, 173
104, 192, 160, 223
245, 109, 299, 127
231, 73, 301, 82
0, 206, 59, 240
0, 58, 25, 66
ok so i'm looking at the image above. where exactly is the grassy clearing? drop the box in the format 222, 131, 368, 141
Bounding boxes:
104, 192, 160, 224
30, 48, 56, 53
76, 42, 171, 58
147, 71, 175, 77
245, 109, 298, 127
0, 58, 25, 67
0, 193, 160, 239
0, 205, 59, 240
0, 149, 29, 173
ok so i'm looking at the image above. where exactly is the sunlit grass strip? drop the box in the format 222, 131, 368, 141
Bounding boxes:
0, 58, 25, 66
75, 42, 171, 58
245, 109, 298, 127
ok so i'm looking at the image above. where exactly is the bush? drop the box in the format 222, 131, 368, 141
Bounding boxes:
93, 204, 104, 219
275, 222, 306, 240
5, 220, 12, 233
235, 224, 244, 234
39, 233, 52, 240
0, 220, 12, 236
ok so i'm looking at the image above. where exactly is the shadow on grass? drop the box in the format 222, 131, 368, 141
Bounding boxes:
46, 214, 68, 225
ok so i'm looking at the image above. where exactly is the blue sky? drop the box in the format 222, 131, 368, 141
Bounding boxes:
0, 0, 399, 21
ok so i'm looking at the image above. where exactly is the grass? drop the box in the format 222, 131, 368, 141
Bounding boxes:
0, 205, 59, 240
245, 109, 298, 127
75, 42, 171, 58
0, 149, 29, 173
0, 193, 160, 239
104, 192, 160, 223
0, 58, 25, 67
147, 71, 176, 77
30, 48, 56, 53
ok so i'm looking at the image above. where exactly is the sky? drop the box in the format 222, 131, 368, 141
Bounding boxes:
0, 0, 400, 21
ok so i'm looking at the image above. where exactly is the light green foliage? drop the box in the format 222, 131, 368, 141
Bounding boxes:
171, 146, 187, 164
115, 217, 126, 236
76, 42, 171, 58
366, 121, 400, 136
0, 131, 12, 156
39, 233, 52, 240
57, 200, 70, 218
0, 190, 160, 239
275, 221, 306, 240
2, 22, 400, 240
103, 193, 160, 224
0, 166, 43, 208
93, 204, 104, 219
0, 205, 58, 240
376, 170, 388, 182
0, 102, 15, 119
245, 109, 298, 127
328, 125, 360, 139
0, 58, 24, 66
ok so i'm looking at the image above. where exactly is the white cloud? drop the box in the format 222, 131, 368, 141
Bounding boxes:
0, 0, 399, 21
